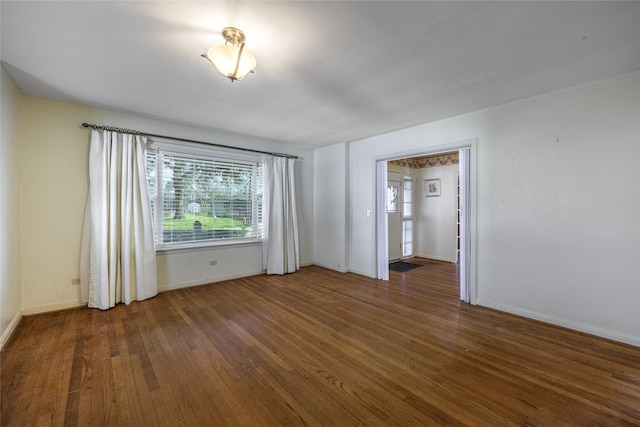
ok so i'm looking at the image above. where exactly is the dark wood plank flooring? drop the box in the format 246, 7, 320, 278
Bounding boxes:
2, 258, 639, 426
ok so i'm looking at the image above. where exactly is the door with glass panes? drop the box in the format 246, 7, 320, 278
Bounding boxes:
388, 172, 414, 262
387, 175, 402, 262
402, 176, 414, 258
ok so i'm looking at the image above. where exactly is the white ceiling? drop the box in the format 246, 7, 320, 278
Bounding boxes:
2, 1, 639, 149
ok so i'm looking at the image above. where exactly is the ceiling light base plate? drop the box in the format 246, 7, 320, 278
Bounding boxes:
222, 27, 246, 45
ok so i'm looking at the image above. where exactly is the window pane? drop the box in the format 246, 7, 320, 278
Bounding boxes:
387, 185, 398, 212
402, 176, 413, 257
146, 150, 263, 247
403, 178, 413, 218
403, 219, 413, 257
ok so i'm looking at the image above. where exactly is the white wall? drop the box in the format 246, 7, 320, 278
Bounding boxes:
415, 164, 458, 262
340, 71, 640, 346
19, 95, 314, 314
313, 143, 348, 271
0, 65, 22, 348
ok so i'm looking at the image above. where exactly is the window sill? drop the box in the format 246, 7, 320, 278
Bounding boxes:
155, 238, 263, 254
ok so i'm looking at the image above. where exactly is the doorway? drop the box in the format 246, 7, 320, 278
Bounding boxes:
376, 144, 474, 303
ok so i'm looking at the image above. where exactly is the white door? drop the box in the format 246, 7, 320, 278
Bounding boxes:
387, 174, 402, 262
402, 176, 414, 258
376, 161, 389, 280
459, 148, 471, 302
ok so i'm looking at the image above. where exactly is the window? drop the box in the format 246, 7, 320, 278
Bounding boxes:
146, 149, 263, 248
387, 182, 399, 213
402, 176, 414, 257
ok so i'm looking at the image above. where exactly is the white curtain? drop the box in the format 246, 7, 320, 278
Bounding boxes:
262, 156, 299, 275
376, 161, 389, 280
80, 130, 158, 310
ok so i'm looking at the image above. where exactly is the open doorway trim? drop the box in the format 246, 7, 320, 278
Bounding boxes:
375, 138, 477, 304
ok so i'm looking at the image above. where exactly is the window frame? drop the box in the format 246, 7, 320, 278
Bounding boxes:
146, 139, 264, 251
402, 175, 414, 258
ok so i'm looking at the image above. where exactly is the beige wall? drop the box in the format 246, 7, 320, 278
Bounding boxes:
19, 95, 314, 314
20, 97, 89, 313
0, 66, 23, 347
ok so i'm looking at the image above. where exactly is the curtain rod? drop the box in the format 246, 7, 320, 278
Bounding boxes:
81, 123, 299, 159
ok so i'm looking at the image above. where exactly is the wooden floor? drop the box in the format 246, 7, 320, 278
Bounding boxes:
2, 259, 640, 426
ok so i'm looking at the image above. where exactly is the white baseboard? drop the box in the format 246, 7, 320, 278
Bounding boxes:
22, 300, 86, 316
414, 253, 457, 263
0, 310, 24, 351
312, 261, 348, 273
158, 269, 265, 292
18, 268, 302, 317
476, 299, 640, 348
347, 267, 376, 279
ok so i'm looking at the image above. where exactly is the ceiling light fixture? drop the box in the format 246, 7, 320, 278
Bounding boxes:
201, 27, 257, 82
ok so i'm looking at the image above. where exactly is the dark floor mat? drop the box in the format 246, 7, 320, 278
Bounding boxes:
389, 261, 422, 272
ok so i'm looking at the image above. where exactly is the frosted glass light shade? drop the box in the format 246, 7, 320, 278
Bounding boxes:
204, 44, 257, 82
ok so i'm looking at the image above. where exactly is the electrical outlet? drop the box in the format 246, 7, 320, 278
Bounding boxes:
209, 260, 218, 266
71, 278, 81, 286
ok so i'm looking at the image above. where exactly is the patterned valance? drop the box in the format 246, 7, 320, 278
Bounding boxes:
389, 152, 459, 169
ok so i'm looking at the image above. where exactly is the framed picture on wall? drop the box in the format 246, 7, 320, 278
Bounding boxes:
425, 178, 441, 197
